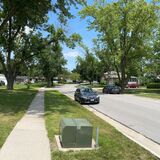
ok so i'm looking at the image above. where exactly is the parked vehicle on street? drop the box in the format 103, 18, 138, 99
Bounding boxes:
126, 76, 139, 88
103, 84, 121, 94
74, 87, 100, 104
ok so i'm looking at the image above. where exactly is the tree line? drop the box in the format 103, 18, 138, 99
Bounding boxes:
0, 0, 85, 90
0, 0, 160, 91
74, 0, 160, 92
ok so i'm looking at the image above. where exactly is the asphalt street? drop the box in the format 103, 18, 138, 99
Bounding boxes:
55, 84, 160, 144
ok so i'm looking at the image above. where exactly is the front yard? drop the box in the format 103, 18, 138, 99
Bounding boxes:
45, 90, 157, 160
0, 85, 37, 148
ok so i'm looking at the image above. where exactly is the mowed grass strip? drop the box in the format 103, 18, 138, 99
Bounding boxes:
0, 87, 37, 148
45, 91, 157, 160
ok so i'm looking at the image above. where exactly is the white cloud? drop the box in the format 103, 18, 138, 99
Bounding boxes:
64, 51, 79, 58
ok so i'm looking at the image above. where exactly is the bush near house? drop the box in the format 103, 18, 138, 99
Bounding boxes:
147, 83, 160, 89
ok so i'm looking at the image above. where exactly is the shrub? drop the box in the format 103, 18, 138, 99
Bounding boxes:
147, 83, 160, 89
100, 80, 106, 85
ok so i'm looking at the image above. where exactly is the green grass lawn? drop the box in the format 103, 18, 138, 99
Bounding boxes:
0, 85, 37, 148
45, 91, 157, 160
124, 88, 160, 99
0, 82, 46, 90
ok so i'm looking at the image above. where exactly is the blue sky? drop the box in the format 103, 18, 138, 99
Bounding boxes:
48, 1, 97, 71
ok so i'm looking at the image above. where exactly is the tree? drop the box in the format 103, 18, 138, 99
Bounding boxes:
0, 0, 51, 89
0, 30, 45, 90
93, 39, 115, 82
80, 0, 159, 92
39, 44, 66, 87
0, 0, 86, 33
76, 45, 99, 84
34, 25, 81, 87
0, 63, 3, 73
148, 28, 160, 76
70, 72, 80, 82
0, 0, 85, 90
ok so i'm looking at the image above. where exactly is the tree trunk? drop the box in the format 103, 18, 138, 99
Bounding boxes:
47, 76, 52, 87
7, 77, 14, 90
51, 77, 54, 86
5, 17, 15, 90
89, 80, 92, 85
120, 55, 127, 93
5, 72, 15, 90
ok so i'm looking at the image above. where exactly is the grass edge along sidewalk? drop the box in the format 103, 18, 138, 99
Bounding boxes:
0, 86, 37, 148
45, 90, 157, 160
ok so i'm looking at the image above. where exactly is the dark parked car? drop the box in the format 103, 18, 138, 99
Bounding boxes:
0, 80, 5, 86
74, 87, 100, 104
103, 84, 121, 94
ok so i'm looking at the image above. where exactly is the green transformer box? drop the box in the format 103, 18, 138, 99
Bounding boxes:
60, 118, 93, 148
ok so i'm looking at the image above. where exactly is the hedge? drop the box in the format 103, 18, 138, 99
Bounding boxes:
147, 83, 160, 89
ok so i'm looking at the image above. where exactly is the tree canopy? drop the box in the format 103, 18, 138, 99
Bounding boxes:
80, 0, 159, 91
0, 0, 85, 90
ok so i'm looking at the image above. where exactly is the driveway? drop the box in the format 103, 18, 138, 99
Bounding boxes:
55, 84, 160, 144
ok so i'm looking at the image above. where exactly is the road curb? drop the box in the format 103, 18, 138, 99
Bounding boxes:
64, 93, 160, 159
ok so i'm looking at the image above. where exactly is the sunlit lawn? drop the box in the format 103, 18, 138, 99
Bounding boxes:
45, 91, 157, 160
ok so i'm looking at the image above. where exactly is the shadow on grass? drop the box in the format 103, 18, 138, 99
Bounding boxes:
45, 91, 76, 116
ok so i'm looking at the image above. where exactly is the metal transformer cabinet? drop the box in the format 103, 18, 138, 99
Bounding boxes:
60, 118, 93, 148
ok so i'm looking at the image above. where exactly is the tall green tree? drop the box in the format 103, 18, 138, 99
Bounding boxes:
35, 25, 81, 87
0, 0, 86, 32
76, 45, 99, 84
70, 72, 80, 82
80, 0, 159, 91
0, 0, 51, 89
0, 0, 85, 90
0, 30, 45, 89
39, 44, 66, 87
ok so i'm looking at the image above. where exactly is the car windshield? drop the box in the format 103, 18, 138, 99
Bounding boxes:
105, 85, 114, 88
81, 88, 96, 96
81, 88, 94, 94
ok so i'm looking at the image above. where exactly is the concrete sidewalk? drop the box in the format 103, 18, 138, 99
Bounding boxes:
0, 88, 51, 160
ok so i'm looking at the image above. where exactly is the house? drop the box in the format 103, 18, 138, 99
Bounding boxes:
15, 76, 29, 83
103, 71, 139, 88
103, 71, 120, 84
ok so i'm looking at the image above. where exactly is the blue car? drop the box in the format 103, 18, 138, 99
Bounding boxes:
74, 87, 100, 104
103, 84, 121, 94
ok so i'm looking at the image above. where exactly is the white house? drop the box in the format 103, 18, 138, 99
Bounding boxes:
103, 71, 121, 84
0, 74, 7, 85
103, 71, 139, 87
